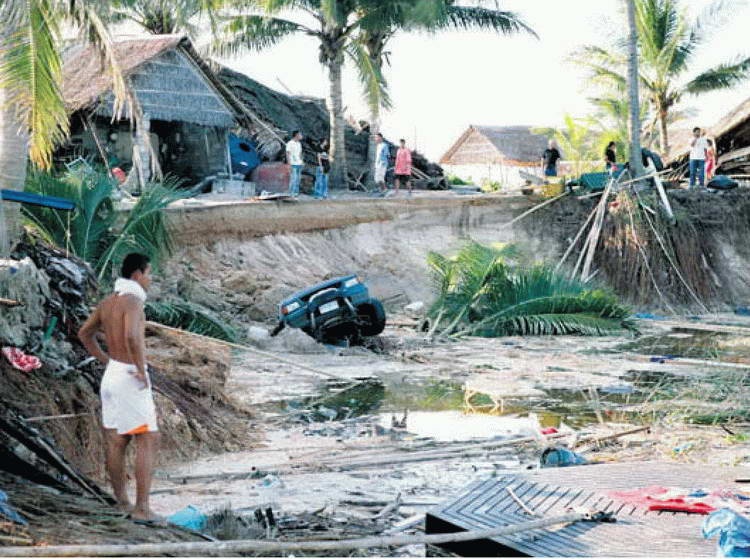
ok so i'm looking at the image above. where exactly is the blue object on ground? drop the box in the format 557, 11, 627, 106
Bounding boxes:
703, 508, 750, 557
540, 447, 587, 468
634, 312, 667, 320
650, 355, 677, 363
736, 307, 750, 317
600, 385, 634, 395
0, 490, 27, 525
229, 134, 260, 176
167, 505, 207, 531
1, 189, 75, 211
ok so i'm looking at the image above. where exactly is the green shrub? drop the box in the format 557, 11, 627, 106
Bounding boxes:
427, 241, 635, 337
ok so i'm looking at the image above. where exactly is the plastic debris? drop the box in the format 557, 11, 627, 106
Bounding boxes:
736, 307, 750, 317
540, 447, 587, 468
2, 347, 42, 372
703, 508, 750, 557
167, 505, 207, 531
0, 490, 27, 525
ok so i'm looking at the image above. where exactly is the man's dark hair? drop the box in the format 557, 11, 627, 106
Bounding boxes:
121, 253, 150, 279
377, 132, 384, 139
399, 138, 405, 143
291, 130, 300, 138
607, 141, 616, 149
693, 127, 701, 133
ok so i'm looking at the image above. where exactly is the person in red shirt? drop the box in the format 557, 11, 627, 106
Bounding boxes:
394, 139, 413, 196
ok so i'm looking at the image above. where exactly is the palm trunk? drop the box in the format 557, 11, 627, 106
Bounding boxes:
0, 87, 29, 255
658, 108, 669, 157
625, 0, 644, 178
367, 111, 380, 186
326, 58, 348, 190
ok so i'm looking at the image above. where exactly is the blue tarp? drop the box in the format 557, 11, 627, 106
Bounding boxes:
0, 490, 27, 525
703, 508, 750, 557
229, 134, 260, 176
167, 505, 207, 531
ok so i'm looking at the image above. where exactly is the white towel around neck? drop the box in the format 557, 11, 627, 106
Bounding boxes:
113, 278, 147, 303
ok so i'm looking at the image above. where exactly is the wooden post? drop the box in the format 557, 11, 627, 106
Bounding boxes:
225, 129, 233, 177
647, 160, 674, 220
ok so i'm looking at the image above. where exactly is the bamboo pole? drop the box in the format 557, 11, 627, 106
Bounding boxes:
0, 297, 21, 307
145, 321, 351, 382
0, 512, 590, 557
498, 191, 569, 230
554, 205, 598, 272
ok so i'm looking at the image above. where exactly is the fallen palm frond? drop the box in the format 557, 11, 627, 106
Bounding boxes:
145, 300, 239, 343
427, 241, 635, 337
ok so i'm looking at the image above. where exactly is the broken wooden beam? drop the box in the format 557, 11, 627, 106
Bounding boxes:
0, 512, 591, 556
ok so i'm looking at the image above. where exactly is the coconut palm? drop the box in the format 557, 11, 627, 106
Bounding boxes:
108, 0, 227, 36
215, 0, 371, 190
625, 0, 644, 176
427, 241, 635, 337
357, 0, 535, 176
0, 0, 127, 253
573, 0, 750, 156
534, 115, 602, 177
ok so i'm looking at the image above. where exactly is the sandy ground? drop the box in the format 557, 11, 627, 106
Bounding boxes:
148, 315, 750, 543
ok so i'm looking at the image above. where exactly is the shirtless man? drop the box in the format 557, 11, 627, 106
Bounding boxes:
78, 253, 160, 522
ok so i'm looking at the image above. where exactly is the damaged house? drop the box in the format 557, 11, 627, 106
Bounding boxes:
59, 35, 243, 187
57, 34, 443, 193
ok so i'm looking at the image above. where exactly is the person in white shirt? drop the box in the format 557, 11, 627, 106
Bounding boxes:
689, 127, 709, 189
286, 130, 303, 196
374, 133, 389, 194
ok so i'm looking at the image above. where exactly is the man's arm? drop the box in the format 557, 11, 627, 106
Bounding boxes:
122, 298, 148, 389
78, 307, 110, 365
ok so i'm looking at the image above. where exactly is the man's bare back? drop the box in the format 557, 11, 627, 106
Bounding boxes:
78, 255, 160, 522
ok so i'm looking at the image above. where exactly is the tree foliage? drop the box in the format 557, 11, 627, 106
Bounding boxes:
22, 169, 185, 281
427, 241, 635, 337
571, 0, 750, 154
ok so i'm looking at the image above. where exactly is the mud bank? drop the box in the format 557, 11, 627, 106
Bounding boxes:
162, 195, 546, 321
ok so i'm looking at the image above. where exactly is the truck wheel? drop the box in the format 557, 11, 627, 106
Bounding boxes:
357, 299, 386, 337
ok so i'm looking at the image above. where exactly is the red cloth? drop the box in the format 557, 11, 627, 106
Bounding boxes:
395, 148, 412, 175
2, 347, 42, 373
609, 486, 717, 514
540, 427, 558, 435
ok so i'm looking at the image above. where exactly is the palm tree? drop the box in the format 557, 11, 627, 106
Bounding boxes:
216, 0, 371, 190
357, 1, 535, 174
573, 0, 750, 156
0, 0, 127, 254
534, 115, 602, 177
108, 0, 225, 36
427, 241, 635, 337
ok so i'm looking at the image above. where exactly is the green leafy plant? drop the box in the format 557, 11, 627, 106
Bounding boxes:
447, 174, 470, 186
427, 241, 635, 337
22, 168, 185, 281
145, 300, 238, 343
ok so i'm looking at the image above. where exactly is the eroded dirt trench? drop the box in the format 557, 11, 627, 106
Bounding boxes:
148, 195, 750, 549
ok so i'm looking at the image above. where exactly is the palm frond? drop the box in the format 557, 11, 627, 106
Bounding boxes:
145, 300, 239, 342
96, 176, 186, 281
212, 14, 311, 58
346, 40, 392, 115
428, 242, 634, 338
0, 0, 67, 169
684, 57, 750, 94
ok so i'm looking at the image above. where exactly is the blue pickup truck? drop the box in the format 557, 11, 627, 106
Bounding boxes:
271, 275, 386, 344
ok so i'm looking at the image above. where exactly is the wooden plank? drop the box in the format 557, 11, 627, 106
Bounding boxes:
428, 462, 744, 556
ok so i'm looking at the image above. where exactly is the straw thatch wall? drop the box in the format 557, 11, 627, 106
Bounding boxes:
440, 126, 548, 167
95, 49, 235, 128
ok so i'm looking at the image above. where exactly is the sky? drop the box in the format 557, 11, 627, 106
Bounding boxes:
214, 0, 750, 160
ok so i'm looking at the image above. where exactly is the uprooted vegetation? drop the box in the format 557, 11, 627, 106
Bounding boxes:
529, 189, 750, 311
426, 241, 635, 337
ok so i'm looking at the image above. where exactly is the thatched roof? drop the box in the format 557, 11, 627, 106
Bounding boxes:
63, 35, 236, 128
440, 125, 549, 166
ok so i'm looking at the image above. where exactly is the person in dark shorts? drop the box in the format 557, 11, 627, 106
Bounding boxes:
541, 139, 561, 177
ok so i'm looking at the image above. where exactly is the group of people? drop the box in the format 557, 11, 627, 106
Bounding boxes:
541, 128, 718, 189
688, 127, 717, 188
285, 130, 330, 199
285, 131, 414, 198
